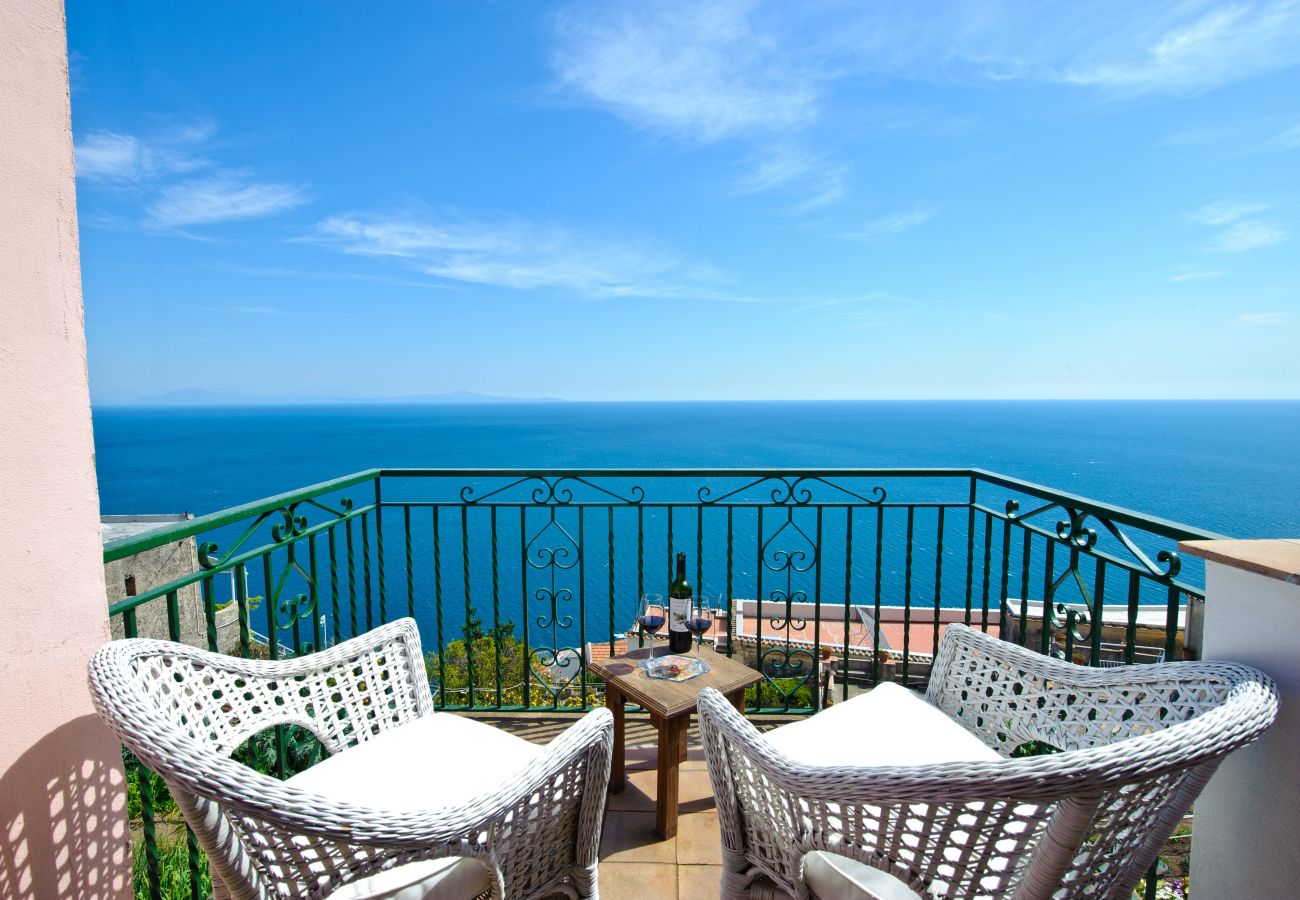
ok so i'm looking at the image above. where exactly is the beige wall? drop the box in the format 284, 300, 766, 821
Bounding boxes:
1191, 560, 1299, 899
0, 1, 131, 897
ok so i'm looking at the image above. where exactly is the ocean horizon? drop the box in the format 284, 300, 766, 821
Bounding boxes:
95, 399, 1300, 537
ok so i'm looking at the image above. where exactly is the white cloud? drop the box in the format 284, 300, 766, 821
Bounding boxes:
75, 128, 210, 182
77, 121, 305, 232
551, 1, 1300, 141
194, 305, 287, 316
1192, 199, 1269, 226
308, 212, 725, 299
1260, 122, 1300, 152
1190, 198, 1287, 253
1211, 220, 1287, 252
1169, 270, 1226, 283
732, 144, 847, 210
1060, 2, 1300, 94
1235, 311, 1292, 326
147, 173, 308, 228
839, 207, 935, 242
551, 0, 815, 142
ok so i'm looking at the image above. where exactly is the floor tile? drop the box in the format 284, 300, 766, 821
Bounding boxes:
678, 770, 716, 814
676, 810, 723, 865
678, 864, 724, 900
600, 810, 677, 864
607, 767, 658, 811
599, 862, 678, 900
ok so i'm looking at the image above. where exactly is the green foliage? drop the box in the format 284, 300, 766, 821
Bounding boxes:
426, 619, 601, 708
746, 677, 814, 710
133, 834, 211, 900
231, 724, 326, 776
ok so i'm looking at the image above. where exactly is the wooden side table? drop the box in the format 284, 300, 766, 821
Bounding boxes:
589, 640, 762, 839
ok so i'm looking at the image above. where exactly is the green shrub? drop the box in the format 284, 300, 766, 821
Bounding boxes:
132, 833, 211, 900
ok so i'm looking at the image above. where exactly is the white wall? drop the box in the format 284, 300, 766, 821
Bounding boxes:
0, 1, 131, 896
1191, 560, 1298, 899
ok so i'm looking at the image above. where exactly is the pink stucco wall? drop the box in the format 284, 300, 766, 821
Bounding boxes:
0, 1, 131, 896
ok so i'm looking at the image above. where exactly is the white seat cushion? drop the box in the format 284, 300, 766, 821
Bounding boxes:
766, 682, 1000, 768
803, 851, 923, 900
288, 713, 545, 899
765, 685, 1007, 898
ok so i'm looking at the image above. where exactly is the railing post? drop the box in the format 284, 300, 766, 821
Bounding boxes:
1179, 539, 1298, 899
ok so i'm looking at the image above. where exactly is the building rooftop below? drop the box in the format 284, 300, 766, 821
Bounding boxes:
100, 513, 192, 545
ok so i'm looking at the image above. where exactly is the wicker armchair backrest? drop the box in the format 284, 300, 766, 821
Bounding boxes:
699, 624, 1277, 899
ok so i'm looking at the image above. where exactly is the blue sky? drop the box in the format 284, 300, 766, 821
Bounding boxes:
69, 0, 1299, 402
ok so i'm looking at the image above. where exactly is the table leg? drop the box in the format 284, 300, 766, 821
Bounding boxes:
654, 713, 685, 839
726, 687, 747, 715
607, 683, 625, 794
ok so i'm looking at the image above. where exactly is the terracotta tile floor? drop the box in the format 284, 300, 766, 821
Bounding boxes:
471, 711, 796, 899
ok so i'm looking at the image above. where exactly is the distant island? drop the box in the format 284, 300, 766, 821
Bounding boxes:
94, 389, 565, 407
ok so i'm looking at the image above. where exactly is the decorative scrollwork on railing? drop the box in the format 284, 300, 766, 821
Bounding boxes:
759, 646, 815, 707
460, 475, 644, 506
197, 495, 355, 571
1004, 498, 1180, 580
527, 647, 585, 705
533, 587, 574, 631
767, 590, 809, 632
698, 475, 886, 506
268, 554, 317, 630
523, 512, 582, 657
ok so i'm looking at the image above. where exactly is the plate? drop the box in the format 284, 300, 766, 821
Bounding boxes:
642, 654, 710, 682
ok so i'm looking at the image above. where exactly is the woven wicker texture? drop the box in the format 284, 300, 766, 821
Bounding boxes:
89, 618, 613, 899
699, 623, 1277, 900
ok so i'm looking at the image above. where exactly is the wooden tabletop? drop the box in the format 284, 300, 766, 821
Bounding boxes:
589, 639, 763, 719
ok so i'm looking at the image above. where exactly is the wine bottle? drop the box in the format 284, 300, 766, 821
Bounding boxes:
668, 552, 693, 653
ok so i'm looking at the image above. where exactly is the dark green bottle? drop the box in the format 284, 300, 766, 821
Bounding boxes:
668, 552, 692, 653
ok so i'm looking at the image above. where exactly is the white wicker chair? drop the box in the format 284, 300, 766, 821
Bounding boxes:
699, 622, 1277, 899
89, 618, 613, 900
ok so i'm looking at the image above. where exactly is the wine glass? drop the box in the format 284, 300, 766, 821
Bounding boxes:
638, 593, 666, 645
686, 593, 715, 657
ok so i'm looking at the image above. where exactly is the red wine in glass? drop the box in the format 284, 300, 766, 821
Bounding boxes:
686, 596, 713, 655
639, 594, 666, 641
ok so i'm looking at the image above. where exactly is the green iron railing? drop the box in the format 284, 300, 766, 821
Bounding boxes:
104, 468, 1223, 899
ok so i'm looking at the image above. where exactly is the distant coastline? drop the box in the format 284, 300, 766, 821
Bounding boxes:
93, 389, 567, 408
91, 393, 1299, 409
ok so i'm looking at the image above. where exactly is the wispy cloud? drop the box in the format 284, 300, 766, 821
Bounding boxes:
1211, 220, 1287, 252
551, 0, 815, 143
1190, 198, 1287, 253
551, 1, 846, 210
1169, 270, 1226, 283
306, 209, 918, 310
147, 172, 307, 228
75, 125, 213, 182
552, 1, 1300, 140
1260, 121, 1300, 152
1235, 311, 1292, 327
194, 305, 288, 316
76, 120, 307, 233
548, 1, 1300, 220
839, 207, 935, 242
208, 263, 459, 290
791, 292, 914, 328
1192, 199, 1269, 226
1059, 2, 1300, 94
732, 144, 847, 210
307, 212, 728, 299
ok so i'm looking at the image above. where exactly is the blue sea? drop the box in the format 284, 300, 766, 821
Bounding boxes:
93, 401, 1300, 647
94, 400, 1300, 537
